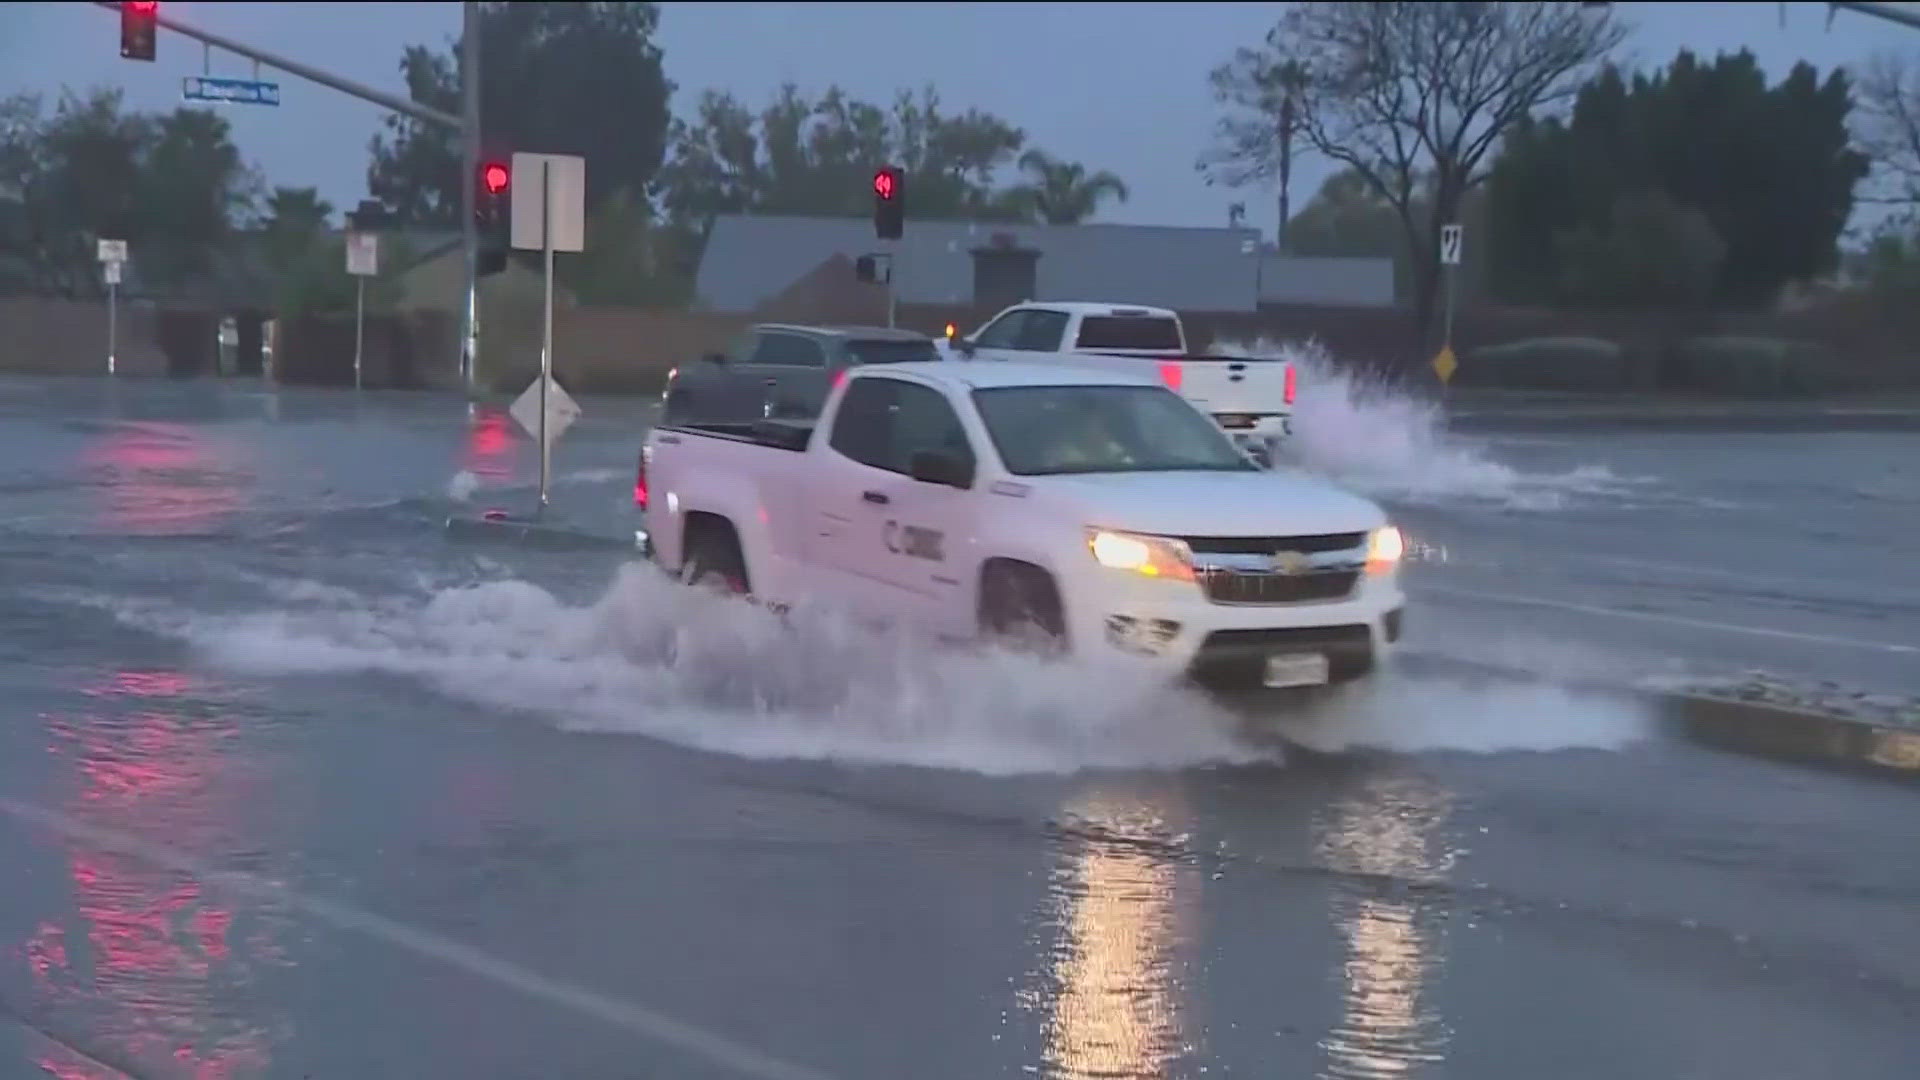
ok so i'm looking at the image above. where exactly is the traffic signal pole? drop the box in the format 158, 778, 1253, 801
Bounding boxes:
460, 1, 480, 396
95, 1, 478, 389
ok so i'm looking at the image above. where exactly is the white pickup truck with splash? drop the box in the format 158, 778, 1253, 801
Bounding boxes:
634, 360, 1405, 692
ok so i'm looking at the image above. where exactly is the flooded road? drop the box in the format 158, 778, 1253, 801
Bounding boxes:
0, 374, 1914, 1079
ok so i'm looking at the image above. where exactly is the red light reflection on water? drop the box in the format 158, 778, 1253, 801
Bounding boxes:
80, 424, 248, 535
465, 407, 521, 485
25, 668, 286, 1078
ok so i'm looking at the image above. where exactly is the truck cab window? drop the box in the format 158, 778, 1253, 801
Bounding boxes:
827, 378, 898, 469
750, 332, 827, 367
972, 311, 1028, 349
1010, 309, 1069, 351
885, 382, 975, 479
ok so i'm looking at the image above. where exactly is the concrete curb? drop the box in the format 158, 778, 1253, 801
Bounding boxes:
443, 514, 638, 552
1392, 651, 1920, 779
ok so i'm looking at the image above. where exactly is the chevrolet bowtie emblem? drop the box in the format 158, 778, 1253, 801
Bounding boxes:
1271, 550, 1309, 574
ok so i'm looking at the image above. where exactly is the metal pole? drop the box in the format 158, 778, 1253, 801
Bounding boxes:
885, 244, 898, 329
354, 276, 365, 391
92, 2, 462, 128
460, 1, 480, 394
538, 159, 554, 514
107, 279, 117, 376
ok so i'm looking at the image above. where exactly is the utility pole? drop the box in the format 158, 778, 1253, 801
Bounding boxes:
460, 1, 481, 395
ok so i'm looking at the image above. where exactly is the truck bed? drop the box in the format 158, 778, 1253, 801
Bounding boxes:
657, 418, 814, 452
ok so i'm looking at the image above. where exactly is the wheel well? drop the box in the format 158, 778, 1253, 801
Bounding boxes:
681, 512, 744, 572
977, 558, 1066, 637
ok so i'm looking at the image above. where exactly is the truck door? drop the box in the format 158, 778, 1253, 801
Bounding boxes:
966, 307, 1069, 362
810, 377, 976, 638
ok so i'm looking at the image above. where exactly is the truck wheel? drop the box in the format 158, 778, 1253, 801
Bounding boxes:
979, 562, 1067, 657
683, 526, 749, 597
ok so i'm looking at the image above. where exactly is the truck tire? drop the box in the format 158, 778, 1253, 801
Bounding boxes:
978, 561, 1067, 657
682, 520, 750, 597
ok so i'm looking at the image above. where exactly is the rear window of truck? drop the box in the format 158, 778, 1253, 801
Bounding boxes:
1074, 316, 1183, 352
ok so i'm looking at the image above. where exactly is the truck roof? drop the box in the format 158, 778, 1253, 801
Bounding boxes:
999, 301, 1179, 320
757, 323, 931, 342
856, 360, 1161, 390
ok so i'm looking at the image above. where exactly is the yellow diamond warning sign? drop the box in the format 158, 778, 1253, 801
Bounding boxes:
1431, 345, 1458, 384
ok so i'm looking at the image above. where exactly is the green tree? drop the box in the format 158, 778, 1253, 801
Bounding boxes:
561, 187, 689, 306
653, 83, 1030, 226
0, 88, 254, 298
1488, 49, 1869, 308
1206, 2, 1625, 348
1008, 149, 1130, 224
1551, 190, 1726, 307
367, 1, 673, 228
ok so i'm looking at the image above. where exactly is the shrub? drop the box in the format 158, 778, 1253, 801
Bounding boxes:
1460, 336, 1631, 391
1664, 336, 1836, 396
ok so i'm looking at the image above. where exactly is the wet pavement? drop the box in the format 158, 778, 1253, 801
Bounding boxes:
0, 373, 1915, 1079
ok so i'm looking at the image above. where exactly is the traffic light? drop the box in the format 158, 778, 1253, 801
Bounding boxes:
477, 159, 511, 276
121, 1, 158, 62
872, 166, 903, 240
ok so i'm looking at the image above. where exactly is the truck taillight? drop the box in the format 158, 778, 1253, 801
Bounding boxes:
1284, 363, 1297, 406
832, 367, 848, 390
1158, 361, 1183, 392
634, 447, 649, 509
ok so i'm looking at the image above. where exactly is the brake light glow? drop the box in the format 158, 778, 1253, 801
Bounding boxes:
633, 449, 649, 509
1158, 361, 1183, 392
1284, 363, 1297, 406
832, 368, 849, 389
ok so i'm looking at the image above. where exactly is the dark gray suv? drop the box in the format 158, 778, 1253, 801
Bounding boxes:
660, 324, 941, 425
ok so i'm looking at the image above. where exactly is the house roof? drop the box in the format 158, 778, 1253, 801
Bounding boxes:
694, 214, 1270, 314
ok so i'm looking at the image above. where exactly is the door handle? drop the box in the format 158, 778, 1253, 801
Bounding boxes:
862, 491, 889, 505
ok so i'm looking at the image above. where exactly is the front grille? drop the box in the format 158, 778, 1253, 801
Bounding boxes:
1197, 569, 1358, 605
1178, 532, 1366, 556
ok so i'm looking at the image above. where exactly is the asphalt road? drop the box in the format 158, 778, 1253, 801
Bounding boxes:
0, 374, 1914, 1080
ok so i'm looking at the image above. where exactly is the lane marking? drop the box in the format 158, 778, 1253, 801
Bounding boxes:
0, 799, 838, 1080
1411, 584, 1920, 655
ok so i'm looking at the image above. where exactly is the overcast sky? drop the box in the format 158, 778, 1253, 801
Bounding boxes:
2, 2, 1908, 238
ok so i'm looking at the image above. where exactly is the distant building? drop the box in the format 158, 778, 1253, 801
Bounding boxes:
692, 214, 1394, 315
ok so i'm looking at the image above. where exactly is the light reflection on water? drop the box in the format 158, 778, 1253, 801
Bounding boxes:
22, 668, 295, 1079
1314, 771, 1459, 1080
1027, 788, 1201, 1079
79, 423, 249, 536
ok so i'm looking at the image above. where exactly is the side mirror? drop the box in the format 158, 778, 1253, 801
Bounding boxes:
909, 450, 973, 489
955, 337, 977, 358
701, 351, 727, 366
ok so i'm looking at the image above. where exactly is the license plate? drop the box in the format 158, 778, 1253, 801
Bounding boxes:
1263, 652, 1329, 688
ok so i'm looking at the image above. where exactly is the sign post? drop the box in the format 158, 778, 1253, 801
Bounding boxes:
345, 232, 379, 390
1433, 223, 1464, 387
97, 239, 127, 376
509, 152, 586, 514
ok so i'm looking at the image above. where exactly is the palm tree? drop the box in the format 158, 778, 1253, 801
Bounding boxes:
1011, 150, 1130, 225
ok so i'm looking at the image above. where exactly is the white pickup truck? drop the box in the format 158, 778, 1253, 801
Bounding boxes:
635, 360, 1405, 693
943, 301, 1296, 465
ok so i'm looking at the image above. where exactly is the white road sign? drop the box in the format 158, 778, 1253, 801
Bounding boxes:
1440, 223, 1463, 266
103, 260, 122, 285
97, 238, 128, 263
346, 232, 380, 276
510, 152, 587, 253
509, 373, 582, 447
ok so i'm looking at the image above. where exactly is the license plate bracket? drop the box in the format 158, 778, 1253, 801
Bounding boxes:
1263, 652, 1330, 688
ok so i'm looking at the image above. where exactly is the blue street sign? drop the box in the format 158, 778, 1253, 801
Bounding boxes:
181, 76, 281, 107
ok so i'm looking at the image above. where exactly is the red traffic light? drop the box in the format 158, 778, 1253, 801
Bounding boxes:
481, 161, 510, 196
121, 1, 159, 61
873, 168, 897, 201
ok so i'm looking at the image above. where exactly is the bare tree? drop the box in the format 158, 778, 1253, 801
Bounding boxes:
1855, 52, 1920, 214
1204, 2, 1627, 349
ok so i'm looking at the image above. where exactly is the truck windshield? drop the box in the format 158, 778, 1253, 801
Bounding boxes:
1073, 316, 1183, 351
972, 385, 1257, 476
844, 339, 940, 365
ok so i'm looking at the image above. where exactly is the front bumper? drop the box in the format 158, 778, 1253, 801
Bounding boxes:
1065, 567, 1404, 691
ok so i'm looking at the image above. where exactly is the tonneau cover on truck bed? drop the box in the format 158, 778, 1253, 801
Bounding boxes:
658, 418, 814, 452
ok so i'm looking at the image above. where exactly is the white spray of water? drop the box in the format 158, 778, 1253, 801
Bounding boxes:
445, 466, 629, 503
445, 470, 483, 501
88, 561, 1650, 775
1215, 337, 1646, 511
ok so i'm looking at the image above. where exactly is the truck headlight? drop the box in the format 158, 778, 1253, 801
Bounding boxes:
1086, 529, 1195, 583
1366, 525, 1404, 576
